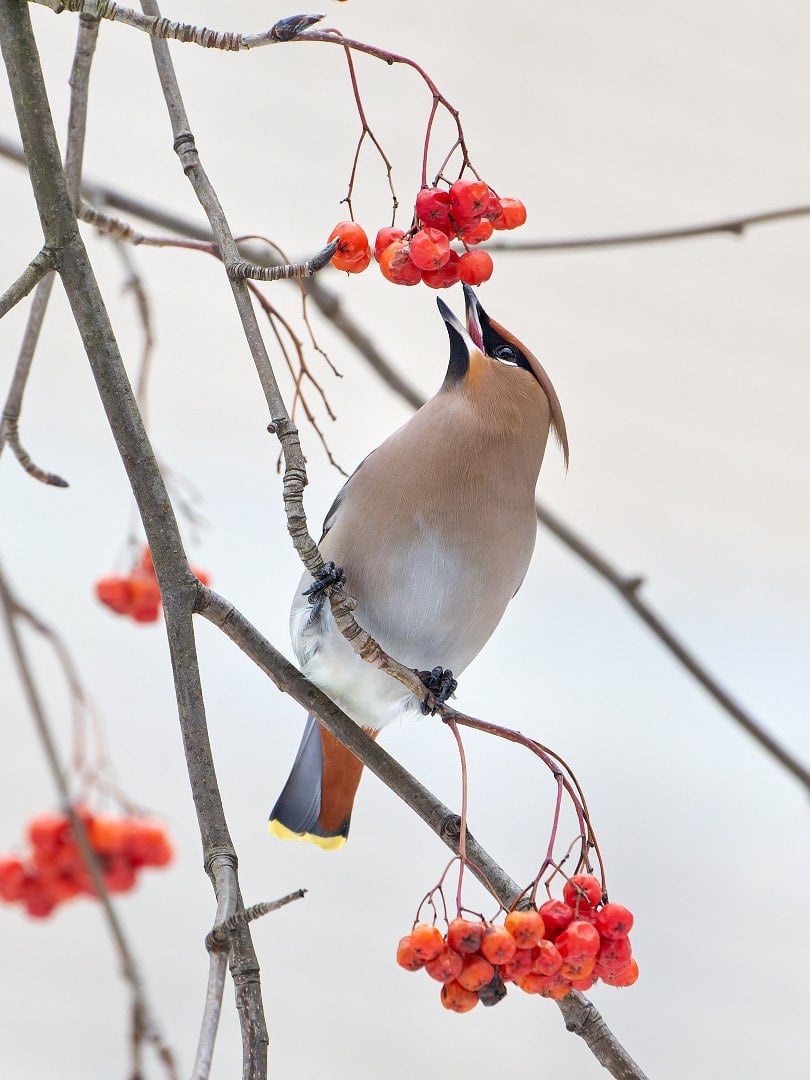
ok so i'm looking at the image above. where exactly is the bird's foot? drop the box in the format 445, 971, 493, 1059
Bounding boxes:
303, 561, 346, 617
416, 665, 458, 715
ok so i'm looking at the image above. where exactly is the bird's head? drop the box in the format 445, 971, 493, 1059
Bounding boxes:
437, 284, 569, 467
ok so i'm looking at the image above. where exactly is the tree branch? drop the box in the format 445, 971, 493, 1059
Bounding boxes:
0, 4, 262, 1076
0, 245, 57, 317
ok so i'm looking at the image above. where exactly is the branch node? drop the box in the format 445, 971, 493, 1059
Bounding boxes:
205, 889, 307, 952
269, 14, 325, 42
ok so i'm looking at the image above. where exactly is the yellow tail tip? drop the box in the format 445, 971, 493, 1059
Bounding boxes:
268, 818, 346, 851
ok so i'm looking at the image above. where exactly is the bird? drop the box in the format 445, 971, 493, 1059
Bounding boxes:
269, 283, 568, 849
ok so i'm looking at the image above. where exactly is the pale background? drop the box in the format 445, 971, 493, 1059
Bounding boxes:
1, 2, 809, 1077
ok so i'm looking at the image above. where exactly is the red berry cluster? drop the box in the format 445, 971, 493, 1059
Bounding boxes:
396, 875, 637, 1013
95, 546, 210, 624
328, 178, 527, 289
0, 807, 173, 918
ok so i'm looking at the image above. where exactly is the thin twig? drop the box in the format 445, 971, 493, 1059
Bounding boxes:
0, 246, 57, 317
206, 890, 307, 952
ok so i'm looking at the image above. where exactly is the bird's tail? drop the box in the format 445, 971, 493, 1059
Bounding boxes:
269, 715, 376, 850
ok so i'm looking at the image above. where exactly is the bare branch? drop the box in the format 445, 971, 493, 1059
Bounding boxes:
486, 204, 810, 253
228, 239, 338, 282
206, 890, 307, 952
0, 245, 57, 317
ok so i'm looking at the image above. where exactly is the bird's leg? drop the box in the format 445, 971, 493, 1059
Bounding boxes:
416, 665, 458, 715
303, 561, 346, 618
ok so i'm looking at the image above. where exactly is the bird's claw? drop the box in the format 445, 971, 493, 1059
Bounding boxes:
303, 561, 346, 616
416, 665, 458, 715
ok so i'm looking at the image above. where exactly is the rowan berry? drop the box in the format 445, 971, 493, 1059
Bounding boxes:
562, 874, 602, 911
449, 179, 490, 226
499, 947, 534, 982
491, 197, 527, 231
440, 980, 479, 1013
0, 856, 26, 902
379, 240, 422, 285
416, 187, 452, 228
530, 939, 563, 976
504, 909, 546, 949
555, 920, 601, 961
397, 935, 424, 971
458, 250, 493, 286
595, 903, 634, 940
328, 221, 371, 273
480, 924, 517, 965
456, 953, 495, 993
425, 945, 464, 983
374, 226, 405, 262
408, 228, 451, 271
538, 899, 574, 937
421, 251, 461, 290
446, 917, 484, 955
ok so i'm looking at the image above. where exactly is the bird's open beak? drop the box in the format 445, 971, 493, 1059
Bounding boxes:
462, 283, 486, 353
436, 286, 487, 356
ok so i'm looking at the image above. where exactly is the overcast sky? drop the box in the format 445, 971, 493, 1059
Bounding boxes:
1, 2, 809, 1078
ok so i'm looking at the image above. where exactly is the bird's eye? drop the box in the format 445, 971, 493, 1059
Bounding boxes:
493, 344, 517, 364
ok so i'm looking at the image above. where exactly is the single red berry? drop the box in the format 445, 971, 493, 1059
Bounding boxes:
504, 909, 546, 949
416, 187, 452, 227
602, 958, 639, 988
482, 190, 504, 224
563, 874, 602, 911
0, 855, 26, 903
595, 903, 634, 940
456, 952, 495, 993
555, 920, 601, 961
408, 227, 451, 271
379, 240, 422, 285
446, 917, 484, 955
530, 939, 563, 976
421, 251, 461, 290
458, 250, 493, 286
538, 899, 573, 936
95, 577, 132, 615
22, 872, 58, 918
103, 857, 137, 894
491, 197, 527, 231
515, 971, 552, 994
449, 179, 490, 226
424, 945, 464, 984
480, 924, 517, 965
374, 226, 405, 262
595, 936, 632, 975
499, 947, 534, 982
458, 218, 494, 245
440, 980, 479, 1013
124, 819, 173, 867
407, 923, 445, 962
88, 814, 128, 855
28, 813, 70, 853
328, 221, 371, 273
571, 975, 597, 992
538, 975, 573, 1000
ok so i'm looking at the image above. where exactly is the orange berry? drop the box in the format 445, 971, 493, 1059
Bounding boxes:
504, 909, 546, 949
424, 945, 464, 983
88, 814, 128, 855
571, 975, 596, 992
560, 955, 596, 981
458, 218, 494, 245
539, 976, 572, 1000
440, 980, 479, 1013
491, 197, 527, 231
396, 935, 424, 971
446, 917, 484, 955
480, 924, 517, 965
124, 819, 173, 867
530, 939, 563, 976
603, 958, 638, 988
374, 226, 405, 262
516, 971, 554, 994
408, 923, 444, 962
0, 855, 26, 903
379, 240, 422, 285
562, 874, 602, 911
456, 952, 495, 993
